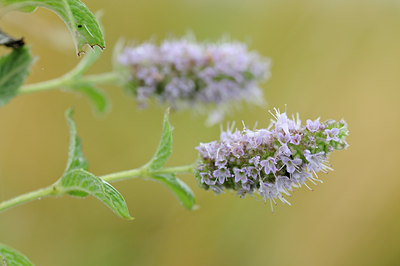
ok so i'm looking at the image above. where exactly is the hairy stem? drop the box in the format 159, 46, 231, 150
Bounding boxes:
0, 185, 57, 214
18, 72, 120, 95
0, 163, 196, 214
101, 164, 196, 183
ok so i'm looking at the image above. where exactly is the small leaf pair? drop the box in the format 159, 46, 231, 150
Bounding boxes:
56, 110, 132, 219
145, 110, 196, 210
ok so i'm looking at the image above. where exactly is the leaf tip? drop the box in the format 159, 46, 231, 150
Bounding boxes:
190, 204, 199, 211
126, 216, 135, 221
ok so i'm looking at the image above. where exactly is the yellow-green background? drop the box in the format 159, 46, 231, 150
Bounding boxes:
1, 0, 399, 265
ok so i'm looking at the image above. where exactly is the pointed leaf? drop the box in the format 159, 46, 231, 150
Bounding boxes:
148, 110, 173, 171
64, 109, 89, 172
149, 173, 195, 210
0, 243, 33, 266
61, 169, 133, 219
1, 0, 105, 54
72, 82, 108, 114
0, 47, 33, 107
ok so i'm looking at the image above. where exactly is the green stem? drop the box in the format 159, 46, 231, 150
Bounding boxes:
0, 185, 57, 214
100, 167, 145, 183
0, 163, 196, 214
158, 164, 196, 175
100, 164, 195, 183
82, 72, 120, 85
18, 72, 120, 95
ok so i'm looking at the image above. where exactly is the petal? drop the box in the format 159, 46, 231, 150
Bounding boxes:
292, 158, 303, 165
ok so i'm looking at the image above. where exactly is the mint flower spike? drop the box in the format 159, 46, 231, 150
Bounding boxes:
117, 37, 271, 125
195, 108, 349, 210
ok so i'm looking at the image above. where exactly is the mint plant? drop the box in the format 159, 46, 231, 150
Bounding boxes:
0, 0, 349, 264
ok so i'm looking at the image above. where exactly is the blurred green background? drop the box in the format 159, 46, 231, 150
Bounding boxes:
1, 0, 400, 265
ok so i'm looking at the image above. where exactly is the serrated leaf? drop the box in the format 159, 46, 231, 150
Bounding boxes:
64, 109, 89, 172
69, 44, 102, 75
149, 173, 195, 210
1, 0, 105, 54
0, 243, 33, 266
0, 47, 33, 107
148, 110, 173, 171
72, 82, 108, 113
61, 169, 132, 219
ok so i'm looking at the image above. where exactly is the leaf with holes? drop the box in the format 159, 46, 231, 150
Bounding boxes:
0, 29, 24, 48
0, 47, 33, 107
0, 243, 33, 266
1, 0, 105, 54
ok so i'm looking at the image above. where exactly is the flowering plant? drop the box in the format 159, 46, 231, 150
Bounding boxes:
196, 108, 348, 209
0, 0, 348, 264
118, 38, 270, 124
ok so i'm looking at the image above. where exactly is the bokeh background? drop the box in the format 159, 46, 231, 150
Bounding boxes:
1, 0, 400, 265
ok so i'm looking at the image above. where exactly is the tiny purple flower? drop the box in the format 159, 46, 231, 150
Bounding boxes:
233, 168, 248, 183
281, 156, 302, 174
306, 119, 320, 132
213, 167, 231, 184
249, 155, 260, 167
231, 144, 245, 158
200, 172, 213, 185
275, 176, 293, 194
290, 133, 302, 145
278, 143, 292, 156
246, 166, 259, 179
304, 150, 325, 172
274, 111, 290, 134
259, 181, 278, 201
215, 159, 227, 168
260, 157, 278, 175
325, 128, 340, 142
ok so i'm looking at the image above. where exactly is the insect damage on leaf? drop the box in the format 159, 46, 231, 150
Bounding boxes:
0, 29, 25, 49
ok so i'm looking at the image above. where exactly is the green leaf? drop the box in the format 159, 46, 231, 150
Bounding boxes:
0, 243, 33, 266
149, 173, 196, 210
0, 47, 33, 107
72, 82, 108, 114
1, 0, 105, 54
60, 169, 133, 219
64, 109, 89, 172
61, 109, 132, 219
148, 110, 173, 171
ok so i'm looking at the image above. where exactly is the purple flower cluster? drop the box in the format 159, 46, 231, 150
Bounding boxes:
195, 108, 349, 209
118, 38, 270, 124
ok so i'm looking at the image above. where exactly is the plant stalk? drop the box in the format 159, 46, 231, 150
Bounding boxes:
18, 72, 120, 95
0, 163, 196, 214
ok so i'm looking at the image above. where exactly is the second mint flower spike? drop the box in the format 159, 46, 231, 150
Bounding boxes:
117, 37, 271, 125
195, 108, 349, 210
